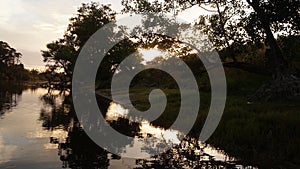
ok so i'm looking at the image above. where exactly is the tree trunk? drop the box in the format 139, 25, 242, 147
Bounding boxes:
215, 2, 237, 62
246, 0, 289, 79
245, 0, 300, 102
262, 21, 289, 79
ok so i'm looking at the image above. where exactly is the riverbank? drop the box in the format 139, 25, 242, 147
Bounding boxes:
95, 68, 300, 168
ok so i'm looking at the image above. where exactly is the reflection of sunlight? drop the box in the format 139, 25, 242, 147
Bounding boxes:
140, 121, 181, 144
161, 130, 181, 144
27, 129, 68, 140
25, 88, 49, 95
26, 88, 66, 96
106, 102, 232, 161
0, 132, 17, 164
203, 145, 231, 161
140, 121, 163, 136
27, 131, 50, 139
43, 143, 58, 150
24, 65, 47, 72
106, 103, 129, 121
27, 129, 68, 150
139, 48, 164, 63
121, 138, 152, 158
106, 102, 183, 158
106, 102, 182, 144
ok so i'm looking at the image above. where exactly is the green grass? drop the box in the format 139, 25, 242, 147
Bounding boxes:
209, 95, 300, 167
127, 68, 300, 167
129, 88, 202, 129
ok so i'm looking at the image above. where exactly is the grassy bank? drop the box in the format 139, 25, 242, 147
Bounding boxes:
125, 68, 300, 168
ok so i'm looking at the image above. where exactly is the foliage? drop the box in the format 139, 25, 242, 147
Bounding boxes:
42, 3, 144, 89
0, 41, 35, 81
209, 95, 300, 167
122, 0, 300, 74
194, 0, 251, 62
0, 41, 21, 66
245, 0, 300, 40
42, 3, 117, 87
245, 0, 299, 76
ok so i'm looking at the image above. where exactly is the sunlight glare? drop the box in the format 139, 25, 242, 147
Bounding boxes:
139, 48, 164, 63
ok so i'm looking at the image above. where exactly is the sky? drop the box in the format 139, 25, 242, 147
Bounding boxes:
0, 0, 208, 70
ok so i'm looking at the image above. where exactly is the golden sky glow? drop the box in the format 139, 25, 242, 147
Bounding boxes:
0, 0, 209, 69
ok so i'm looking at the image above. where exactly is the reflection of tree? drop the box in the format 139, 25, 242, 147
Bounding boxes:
0, 83, 25, 118
39, 91, 74, 131
39, 93, 140, 168
39, 92, 110, 168
39, 91, 254, 169
135, 137, 247, 169
52, 121, 110, 169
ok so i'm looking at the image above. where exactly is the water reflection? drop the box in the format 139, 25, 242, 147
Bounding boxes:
0, 86, 66, 169
39, 92, 109, 168
103, 101, 249, 169
0, 82, 41, 119
0, 83, 23, 118
0, 132, 17, 164
0, 84, 297, 168
51, 122, 110, 169
39, 92, 73, 131
0, 84, 260, 168
39, 91, 255, 169
106, 102, 183, 158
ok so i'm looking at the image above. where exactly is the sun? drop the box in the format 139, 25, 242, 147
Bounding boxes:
138, 48, 164, 63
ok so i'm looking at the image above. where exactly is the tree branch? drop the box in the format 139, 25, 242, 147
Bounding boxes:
198, 5, 218, 13
223, 62, 271, 75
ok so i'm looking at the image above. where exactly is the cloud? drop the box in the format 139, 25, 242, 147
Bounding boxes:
19, 49, 44, 67
0, 0, 204, 67
0, 0, 24, 25
0, 132, 17, 164
0, 0, 124, 67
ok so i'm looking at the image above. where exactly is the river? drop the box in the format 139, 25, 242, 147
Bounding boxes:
0, 83, 259, 169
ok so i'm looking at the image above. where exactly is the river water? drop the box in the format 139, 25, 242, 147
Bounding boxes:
0, 84, 257, 169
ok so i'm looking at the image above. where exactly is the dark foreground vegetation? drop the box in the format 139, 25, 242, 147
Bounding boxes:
41, 0, 300, 101
121, 68, 300, 168
0, 41, 38, 81
1, 0, 299, 168
0, 41, 46, 83
37, 1, 300, 168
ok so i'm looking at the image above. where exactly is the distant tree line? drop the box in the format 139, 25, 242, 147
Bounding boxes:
42, 1, 300, 100
0, 41, 44, 82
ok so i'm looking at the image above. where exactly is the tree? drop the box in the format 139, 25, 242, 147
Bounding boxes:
242, 0, 300, 100
42, 3, 117, 88
122, 0, 300, 100
245, 0, 300, 79
42, 2, 142, 89
0, 41, 21, 67
194, 0, 251, 62
0, 41, 31, 81
42, 40, 75, 80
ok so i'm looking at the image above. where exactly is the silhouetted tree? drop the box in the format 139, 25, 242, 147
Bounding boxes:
0, 41, 21, 66
0, 41, 33, 81
42, 3, 142, 89
122, 0, 300, 100
42, 3, 116, 88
